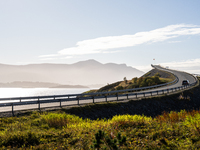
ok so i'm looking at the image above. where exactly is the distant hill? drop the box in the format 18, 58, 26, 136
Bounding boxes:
0, 81, 89, 88
0, 59, 144, 87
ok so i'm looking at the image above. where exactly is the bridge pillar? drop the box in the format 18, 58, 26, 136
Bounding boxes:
12, 103, 14, 116
38, 97, 40, 111
77, 98, 79, 105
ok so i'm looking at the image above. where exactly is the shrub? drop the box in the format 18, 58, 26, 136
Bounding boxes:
91, 130, 127, 149
116, 86, 123, 90
110, 114, 152, 128
0, 131, 39, 147
41, 113, 82, 128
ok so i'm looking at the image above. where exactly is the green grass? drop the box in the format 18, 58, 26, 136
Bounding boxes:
160, 77, 173, 83
0, 109, 200, 149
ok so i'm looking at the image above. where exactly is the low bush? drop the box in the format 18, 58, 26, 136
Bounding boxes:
1, 110, 200, 149
0, 131, 39, 147
41, 113, 82, 128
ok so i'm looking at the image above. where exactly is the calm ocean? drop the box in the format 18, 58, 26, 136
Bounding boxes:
0, 88, 91, 98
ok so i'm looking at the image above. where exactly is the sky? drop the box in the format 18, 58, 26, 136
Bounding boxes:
1, 0, 200, 73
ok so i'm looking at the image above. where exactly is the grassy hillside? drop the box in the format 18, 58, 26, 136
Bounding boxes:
142, 68, 176, 79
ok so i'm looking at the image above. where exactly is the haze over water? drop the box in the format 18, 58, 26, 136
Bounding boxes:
0, 88, 90, 99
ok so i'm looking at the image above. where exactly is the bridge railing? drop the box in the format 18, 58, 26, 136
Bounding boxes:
0, 79, 197, 116
0, 67, 198, 116
0, 71, 178, 103
0, 64, 178, 103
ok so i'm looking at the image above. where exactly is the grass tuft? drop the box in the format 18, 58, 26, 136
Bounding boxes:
1, 109, 200, 149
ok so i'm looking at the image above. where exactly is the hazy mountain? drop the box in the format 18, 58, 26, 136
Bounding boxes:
0, 81, 89, 88
0, 60, 144, 87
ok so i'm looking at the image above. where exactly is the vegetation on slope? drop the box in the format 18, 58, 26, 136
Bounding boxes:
142, 68, 176, 79
85, 71, 174, 94
1, 109, 200, 149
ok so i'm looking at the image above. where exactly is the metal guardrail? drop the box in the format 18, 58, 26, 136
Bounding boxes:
0, 65, 178, 102
0, 66, 198, 116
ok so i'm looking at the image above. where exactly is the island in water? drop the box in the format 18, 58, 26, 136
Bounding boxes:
0, 81, 89, 88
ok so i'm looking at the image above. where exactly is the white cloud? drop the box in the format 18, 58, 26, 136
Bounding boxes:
161, 59, 200, 74
39, 24, 200, 59
162, 59, 200, 67
64, 56, 73, 59
40, 57, 57, 61
39, 54, 58, 58
39, 55, 73, 61
168, 41, 181, 43
135, 59, 200, 74
160, 59, 200, 73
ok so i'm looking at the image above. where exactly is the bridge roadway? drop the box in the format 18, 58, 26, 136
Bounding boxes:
147, 65, 196, 91
0, 65, 197, 113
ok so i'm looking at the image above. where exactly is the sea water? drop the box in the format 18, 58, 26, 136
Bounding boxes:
0, 88, 90, 98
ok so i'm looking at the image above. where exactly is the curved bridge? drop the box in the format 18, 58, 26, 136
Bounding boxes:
0, 65, 198, 115
149, 65, 197, 91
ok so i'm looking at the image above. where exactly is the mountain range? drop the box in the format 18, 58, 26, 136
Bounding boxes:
0, 59, 144, 88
